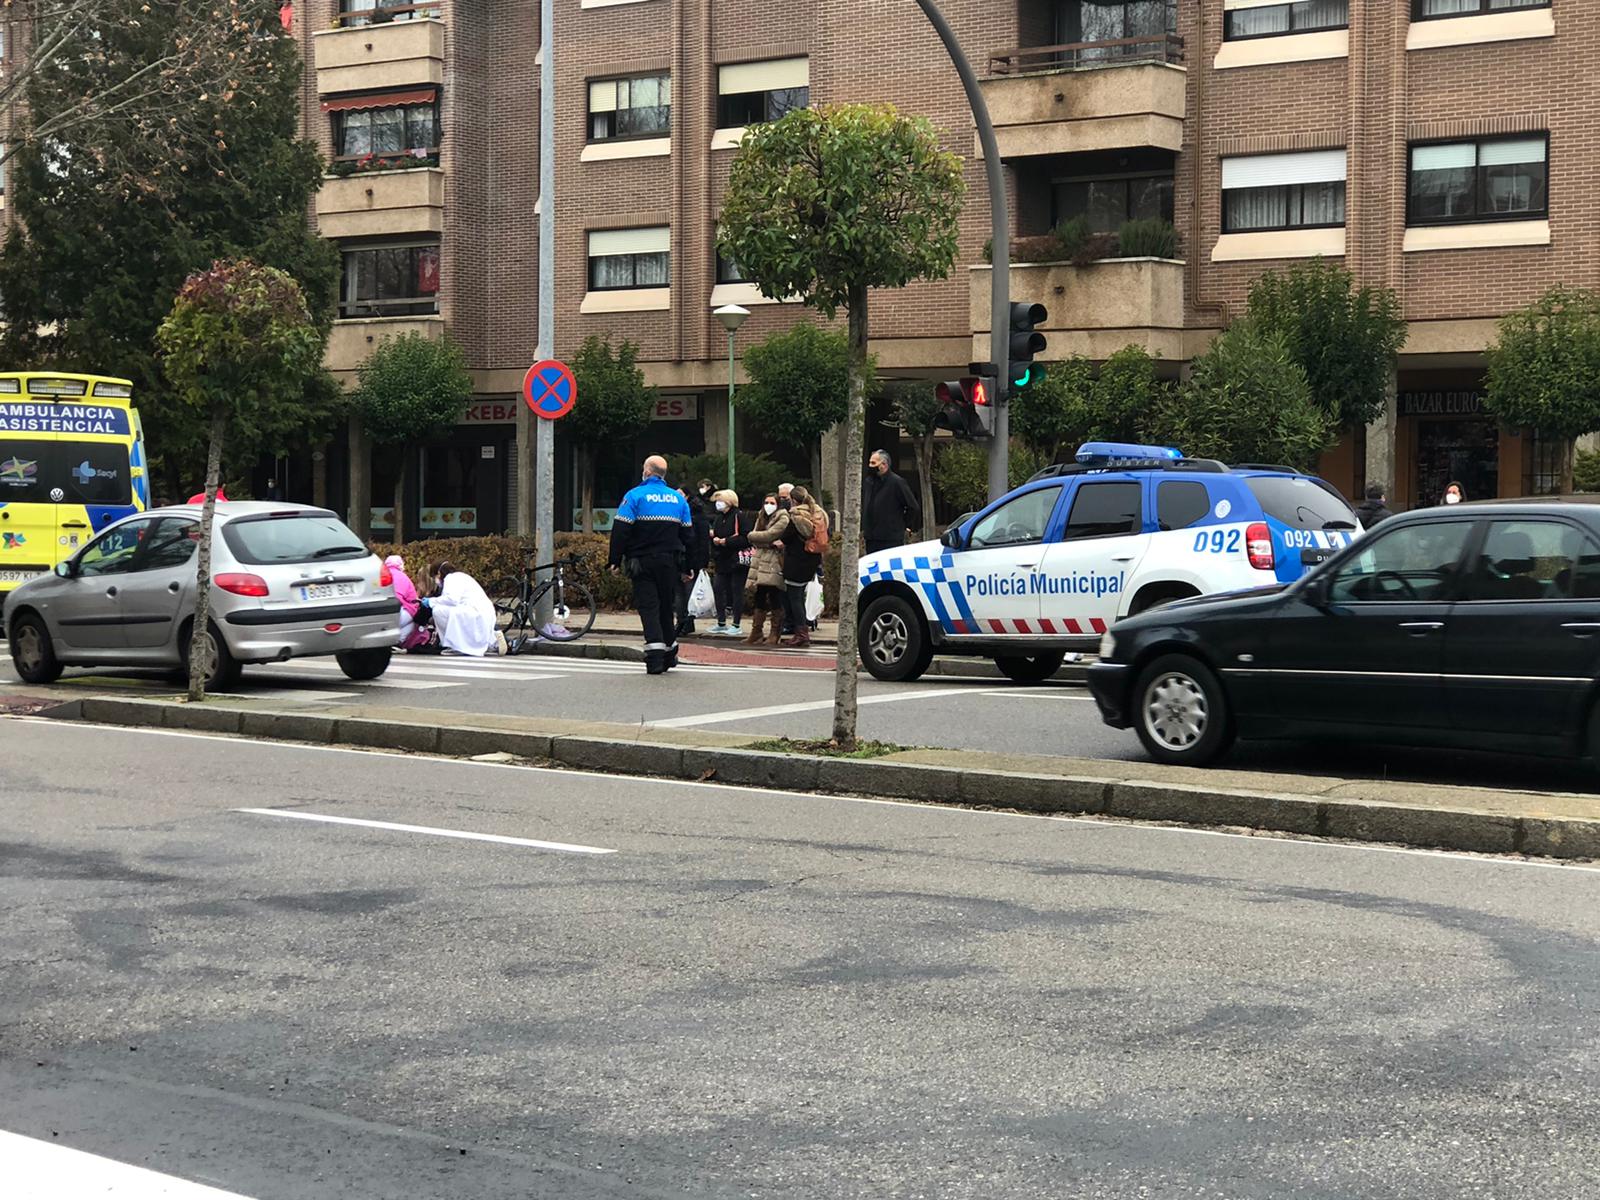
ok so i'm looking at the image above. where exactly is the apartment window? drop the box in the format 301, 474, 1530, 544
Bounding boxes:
334, 100, 439, 158
338, 0, 441, 26
1055, 1, 1176, 60
715, 250, 747, 284
1411, 0, 1549, 20
1052, 175, 1173, 232
1224, 0, 1348, 40
1408, 136, 1547, 225
1221, 149, 1346, 233
716, 58, 808, 129
588, 75, 670, 141
339, 242, 440, 317
588, 228, 669, 291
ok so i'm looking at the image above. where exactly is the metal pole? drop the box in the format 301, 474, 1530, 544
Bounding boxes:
726, 329, 737, 493
912, 0, 1010, 503
533, 0, 555, 626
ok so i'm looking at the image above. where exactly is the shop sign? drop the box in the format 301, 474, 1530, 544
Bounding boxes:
459, 400, 518, 425
1399, 390, 1485, 418
573, 508, 618, 531
653, 395, 699, 422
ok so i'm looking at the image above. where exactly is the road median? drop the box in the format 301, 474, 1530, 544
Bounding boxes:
37, 693, 1600, 862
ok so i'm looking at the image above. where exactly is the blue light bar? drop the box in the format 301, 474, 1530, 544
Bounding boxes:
1075, 441, 1184, 466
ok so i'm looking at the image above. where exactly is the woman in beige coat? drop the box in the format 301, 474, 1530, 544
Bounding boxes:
730, 492, 788, 644
747, 485, 824, 648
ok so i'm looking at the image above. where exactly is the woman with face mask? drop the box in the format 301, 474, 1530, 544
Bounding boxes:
1444, 481, 1464, 505
707, 489, 750, 636
729, 493, 786, 645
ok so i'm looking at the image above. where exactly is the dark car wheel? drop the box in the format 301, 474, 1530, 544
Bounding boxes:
181, 621, 242, 691
337, 647, 393, 681
859, 594, 933, 682
1132, 653, 1235, 766
994, 651, 1066, 685
9, 613, 63, 684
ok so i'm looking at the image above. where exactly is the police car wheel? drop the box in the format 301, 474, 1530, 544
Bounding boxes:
994, 651, 1065, 685
10, 613, 62, 684
1133, 654, 1234, 766
859, 595, 932, 682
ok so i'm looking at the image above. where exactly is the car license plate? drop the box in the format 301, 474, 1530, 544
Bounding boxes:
0, 569, 42, 585
299, 582, 360, 601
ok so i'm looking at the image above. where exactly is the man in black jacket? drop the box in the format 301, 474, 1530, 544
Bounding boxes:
862, 449, 921, 555
1355, 483, 1393, 529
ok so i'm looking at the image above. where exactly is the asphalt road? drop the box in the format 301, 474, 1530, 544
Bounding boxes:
4, 719, 1599, 1198
4, 648, 1597, 793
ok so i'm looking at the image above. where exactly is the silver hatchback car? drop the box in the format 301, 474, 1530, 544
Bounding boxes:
4, 502, 400, 689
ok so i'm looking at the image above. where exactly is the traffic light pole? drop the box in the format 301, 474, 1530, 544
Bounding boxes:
912, 0, 1010, 503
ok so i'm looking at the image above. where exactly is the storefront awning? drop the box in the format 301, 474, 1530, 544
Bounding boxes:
321, 87, 437, 114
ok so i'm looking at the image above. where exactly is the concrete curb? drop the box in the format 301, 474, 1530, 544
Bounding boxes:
46, 695, 1600, 861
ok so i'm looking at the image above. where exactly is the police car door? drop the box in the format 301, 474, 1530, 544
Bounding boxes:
1033, 478, 1148, 638
953, 483, 1065, 636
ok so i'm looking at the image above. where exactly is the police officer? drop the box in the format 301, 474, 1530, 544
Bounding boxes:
609, 455, 699, 675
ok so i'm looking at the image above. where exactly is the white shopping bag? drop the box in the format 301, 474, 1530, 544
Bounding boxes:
804, 578, 824, 623
688, 570, 716, 619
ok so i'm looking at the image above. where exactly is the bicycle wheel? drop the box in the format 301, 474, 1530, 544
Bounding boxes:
539, 577, 597, 642
488, 577, 531, 649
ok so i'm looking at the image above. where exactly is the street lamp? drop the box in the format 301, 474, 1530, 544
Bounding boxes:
713, 303, 750, 492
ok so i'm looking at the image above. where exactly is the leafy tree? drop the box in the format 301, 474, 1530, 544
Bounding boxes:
719, 103, 963, 746
354, 333, 473, 543
1011, 345, 1164, 461
1146, 323, 1333, 471
737, 323, 862, 483
933, 440, 1049, 517
0, 3, 338, 493
889, 382, 941, 541
1485, 288, 1600, 490
667, 452, 807, 508
1245, 258, 1407, 432
568, 337, 657, 534
1575, 448, 1600, 495
156, 260, 324, 701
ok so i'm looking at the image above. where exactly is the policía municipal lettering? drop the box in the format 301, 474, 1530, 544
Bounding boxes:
965, 570, 1125, 599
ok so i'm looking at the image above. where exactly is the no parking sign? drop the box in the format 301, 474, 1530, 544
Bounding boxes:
523, 359, 576, 421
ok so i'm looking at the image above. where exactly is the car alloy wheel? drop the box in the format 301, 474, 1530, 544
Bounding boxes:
1143, 671, 1209, 751
868, 610, 909, 668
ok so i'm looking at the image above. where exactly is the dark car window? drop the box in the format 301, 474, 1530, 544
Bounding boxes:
0, 440, 53, 503
1063, 481, 1141, 540
1328, 521, 1472, 603
221, 513, 367, 565
135, 517, 200, 572
1156, 480, 1212, 531
1244, 476, 1356, 531
59, 441, 132, 505
77, 517, 157, 577
1460, 520, 1594, 602
969, 486, 1060, 550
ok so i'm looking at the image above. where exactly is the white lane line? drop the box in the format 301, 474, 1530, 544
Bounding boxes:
236, 807, 616, 855
977, 690, 1094, 701
20, 721, 1599, 875
651, 685, 970, 728
3, 1129, 258, 1199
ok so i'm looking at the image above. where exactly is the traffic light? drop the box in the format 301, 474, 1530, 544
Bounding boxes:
1008, 301, 1048, 392
934, 376, 994, 440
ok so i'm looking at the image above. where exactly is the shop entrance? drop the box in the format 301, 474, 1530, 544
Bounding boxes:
1415, 418, 1498, 508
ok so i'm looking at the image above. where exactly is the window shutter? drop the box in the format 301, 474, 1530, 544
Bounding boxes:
1222, 149, 1347, 190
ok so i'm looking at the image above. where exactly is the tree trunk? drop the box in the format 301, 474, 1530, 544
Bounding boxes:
391, 455, 407, 546
917, 432, 937, 541
581, 449, 596, 535
1562, 437, 1576, 496
187, 404, 227, 702
810, 442, 823, 500
832, 286, 869, 747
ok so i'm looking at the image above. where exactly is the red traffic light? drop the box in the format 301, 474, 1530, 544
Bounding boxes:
971, 379, 990, 406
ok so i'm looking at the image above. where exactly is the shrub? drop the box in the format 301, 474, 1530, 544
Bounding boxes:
1116, 218, 1178, 259
932, 440, 1050, 515
1575, 449, 1600, 493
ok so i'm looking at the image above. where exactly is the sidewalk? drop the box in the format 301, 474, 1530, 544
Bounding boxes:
36, 692, 1600, 862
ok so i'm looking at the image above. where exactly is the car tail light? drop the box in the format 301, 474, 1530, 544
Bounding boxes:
378, 564, 393, 587
1246, 522, 1275, 572
215, 572, 269, 597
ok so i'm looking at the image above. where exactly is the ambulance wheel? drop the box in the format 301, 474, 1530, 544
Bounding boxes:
9, 612, 62, 684
994, 651, 1065, 685
859, 594, 933, 682
1132, 653, 1234, 766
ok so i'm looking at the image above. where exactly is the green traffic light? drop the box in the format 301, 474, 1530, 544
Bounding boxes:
1013, 368, 1030, 388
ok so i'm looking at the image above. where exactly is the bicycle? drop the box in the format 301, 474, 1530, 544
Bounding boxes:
488, 556, 597, 653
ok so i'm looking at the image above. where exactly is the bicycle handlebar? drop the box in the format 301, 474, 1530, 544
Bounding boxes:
525, 555, 580, 573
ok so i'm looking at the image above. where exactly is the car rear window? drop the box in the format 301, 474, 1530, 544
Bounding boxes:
1156, 480, 1212, 531
222, 513, 368, 566
1243, 476, 1356, 531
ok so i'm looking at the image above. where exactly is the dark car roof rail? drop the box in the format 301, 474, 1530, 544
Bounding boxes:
1230, 463, 1300, 475
1026, 457, 1228, 483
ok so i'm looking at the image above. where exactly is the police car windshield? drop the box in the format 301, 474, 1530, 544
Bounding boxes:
1243, 476, 1357, 531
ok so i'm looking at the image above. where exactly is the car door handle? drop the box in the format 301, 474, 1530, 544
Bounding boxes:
1398, 621, 1443, 633
1111, 555, 1135, 562
1015, 561, 1038, 570
1561, 622, 1600, 636
61, 521, 88, 530
168, 582, 182, 594
104, 586, 118, 598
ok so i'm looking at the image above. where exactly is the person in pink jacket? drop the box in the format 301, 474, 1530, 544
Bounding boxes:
386, 555, 431, 650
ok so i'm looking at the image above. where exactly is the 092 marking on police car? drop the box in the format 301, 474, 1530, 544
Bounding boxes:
1193, 529, 1243, 554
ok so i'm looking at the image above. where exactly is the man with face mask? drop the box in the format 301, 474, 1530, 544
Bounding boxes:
609, 456, 700, 675
862, 448, 921, 555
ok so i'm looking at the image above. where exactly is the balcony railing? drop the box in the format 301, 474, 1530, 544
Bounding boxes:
336, 2, 442, 27
989, 34, 1185, 75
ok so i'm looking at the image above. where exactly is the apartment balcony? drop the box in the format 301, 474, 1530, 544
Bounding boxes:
312, 12, 444, 95
979, 36, 1185, 161
317, 166, 444, 239
970, 257, 1184, 362
327, 314, 444, 376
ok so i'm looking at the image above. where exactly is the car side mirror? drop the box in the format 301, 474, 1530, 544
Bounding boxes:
939, 525, 964, 550
1303, 573, 1331, 607
54, 561, 76, 579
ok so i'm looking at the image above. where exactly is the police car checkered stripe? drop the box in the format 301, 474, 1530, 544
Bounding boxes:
861, 552, 1105, 636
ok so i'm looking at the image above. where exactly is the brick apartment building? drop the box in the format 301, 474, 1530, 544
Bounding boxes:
289, 0, 1594, 536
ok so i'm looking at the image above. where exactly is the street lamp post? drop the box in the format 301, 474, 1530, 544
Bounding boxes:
713, 303, 750, 492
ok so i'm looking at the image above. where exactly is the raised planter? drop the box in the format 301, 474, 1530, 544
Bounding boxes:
970, 257, 1185, 362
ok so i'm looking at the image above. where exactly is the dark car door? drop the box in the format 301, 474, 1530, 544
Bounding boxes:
1262, 518, 1475, 731
1442, 517, 1600, 750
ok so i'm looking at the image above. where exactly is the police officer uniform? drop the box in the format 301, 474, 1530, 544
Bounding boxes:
608, 475, 700, 674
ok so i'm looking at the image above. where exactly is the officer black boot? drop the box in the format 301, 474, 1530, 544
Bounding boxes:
645, 650, 668, 675
664, 643, 680, 670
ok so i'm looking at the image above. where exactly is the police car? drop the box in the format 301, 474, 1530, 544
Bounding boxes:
856, 442, 1362, 683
